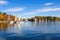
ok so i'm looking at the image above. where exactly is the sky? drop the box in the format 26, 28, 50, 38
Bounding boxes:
0, 0, 60, 18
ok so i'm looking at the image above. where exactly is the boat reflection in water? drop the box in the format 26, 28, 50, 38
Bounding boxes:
0, 22, 23, 32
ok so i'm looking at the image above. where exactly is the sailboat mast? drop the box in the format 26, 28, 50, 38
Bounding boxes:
20, 12, 22, 21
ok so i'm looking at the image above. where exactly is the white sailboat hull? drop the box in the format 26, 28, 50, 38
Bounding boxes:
10, 21, 14, 24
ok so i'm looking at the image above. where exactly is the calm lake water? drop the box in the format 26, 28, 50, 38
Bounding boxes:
0, 21, 60, 40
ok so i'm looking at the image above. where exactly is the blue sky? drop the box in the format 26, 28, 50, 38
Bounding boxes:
0, 0, 60, 18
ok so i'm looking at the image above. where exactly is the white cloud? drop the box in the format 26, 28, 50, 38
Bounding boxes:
36, 8, 60, 12
0, 0, 8, 5
25, 7, 60, 15
3, 7, 25, 12
44, 3, 53, 6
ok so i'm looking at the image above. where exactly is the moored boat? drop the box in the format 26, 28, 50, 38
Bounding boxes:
10, 21, 14, 24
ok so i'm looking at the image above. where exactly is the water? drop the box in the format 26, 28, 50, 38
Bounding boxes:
0, 21, 60, 40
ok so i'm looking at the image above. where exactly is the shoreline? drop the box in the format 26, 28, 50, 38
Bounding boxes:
0, 21, 8, 23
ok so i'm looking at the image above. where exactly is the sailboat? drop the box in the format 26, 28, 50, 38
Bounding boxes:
8, 19, 14, 24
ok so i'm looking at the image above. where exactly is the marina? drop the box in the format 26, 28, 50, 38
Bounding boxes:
0, 0, 60, 40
